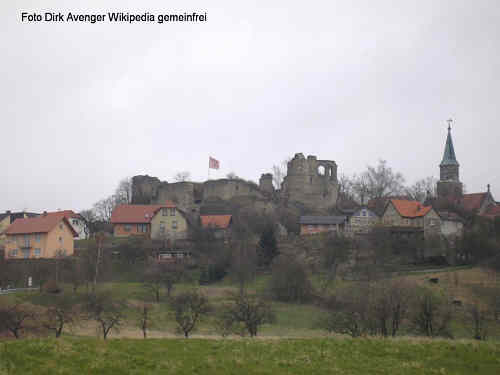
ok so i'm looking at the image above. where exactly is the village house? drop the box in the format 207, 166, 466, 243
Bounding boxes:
381, 199, 441, 237
461, 185, 497, 215
45, 210, 88, 240
200, 214, 232, 240
3, 212, 78, 259
299, 216, 347, 236
481, 205, 500, 220
111, 201, 189, 241
0, 211, 39, 242
346, 206, 380, 234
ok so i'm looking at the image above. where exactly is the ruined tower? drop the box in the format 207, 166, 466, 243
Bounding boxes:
437, 122, 463, 201
281, 153, 339, 211
259, 173, 275, 194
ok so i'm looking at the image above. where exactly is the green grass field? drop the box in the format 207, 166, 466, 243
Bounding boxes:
1, 337, 499, 374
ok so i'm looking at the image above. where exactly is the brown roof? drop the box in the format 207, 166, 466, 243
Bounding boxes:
200, 215, 232, 229
368, 196, 411, 216
481, 205, 500, 219
389, 199, 432, 218
5, 214, 78, 236
461, 193, 488, 212
111, 202, 176, 224
47, 210, 82, 220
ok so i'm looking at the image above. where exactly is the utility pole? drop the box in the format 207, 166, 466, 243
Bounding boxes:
93, 232, 104, 293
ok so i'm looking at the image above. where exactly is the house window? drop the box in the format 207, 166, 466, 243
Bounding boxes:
10, 249, 18, 257
72, 219, 78, 225
159, 222, 165, 234
59, 224, 63, 230
59, 237, 63, 244
34, 248, 41, 257
308, 225, 314, 231
362, 210, 367, 217
124, 224, 131, 232
24, 235, 30, 248
170, 208, 176, 216
22, 249, 30, 259
172, 221, 177, 229
162, 208, 168, 216
137, 224, 148, 233
35, 234, 41, 242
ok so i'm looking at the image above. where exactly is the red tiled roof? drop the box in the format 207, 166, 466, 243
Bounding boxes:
47, 210, 81, 219
389, 199, 432, 218
200, 215, 232, 229
461, 193, 487, 212
481, 205, 500, 219
5, 214, 78, 236
111, 202, 175, 224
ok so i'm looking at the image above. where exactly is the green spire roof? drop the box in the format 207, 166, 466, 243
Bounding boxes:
440, 125, 459, 166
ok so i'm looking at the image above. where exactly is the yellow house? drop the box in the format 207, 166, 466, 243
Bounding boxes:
4, 212, 77, 259
150, 206, 189, 241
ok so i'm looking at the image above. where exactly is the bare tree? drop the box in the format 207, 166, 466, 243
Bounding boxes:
351, 173, 370, 205
221, 292, 275, 337
79, 209, 98, 238
115, 177, 133, 204
370, 280, 413, 337
412, 289, 453, 338
143, 264, 164, 303
406, 176, 438, 202
85, 292, 126, 340
0, 303, 35, 339
43, 295, 80, 338
271, 158, 290, 190
362, 159, 406, 201
338, 174, 355, 200
319, 284, 372, 337
171, 290, 210, 338
467, 302, 492, 340
320, 233, 352, 292
63, 258, 85, 293
268, 256, 313, 303
163, 263, 186, 298
173, 171, 191, 182
136, 303, 153, 339
93, 196, 117, 222
143, 262, 185, 302
230, 238, 257, 294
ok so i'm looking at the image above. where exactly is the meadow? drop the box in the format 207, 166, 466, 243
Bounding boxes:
1, 336, 500, 375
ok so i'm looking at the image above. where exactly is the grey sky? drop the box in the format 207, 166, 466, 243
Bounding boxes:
2, 0, 499, 212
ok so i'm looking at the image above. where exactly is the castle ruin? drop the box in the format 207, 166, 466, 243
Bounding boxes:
131, 153, 340, 215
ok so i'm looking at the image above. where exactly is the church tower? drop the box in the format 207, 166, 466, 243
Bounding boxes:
437, 120, 463, 200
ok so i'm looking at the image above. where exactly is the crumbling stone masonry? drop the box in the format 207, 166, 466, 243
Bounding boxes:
131, 152, 340, 214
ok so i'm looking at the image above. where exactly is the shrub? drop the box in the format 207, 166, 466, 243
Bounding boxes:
268, 256, 313, 303
42, 280, 61, 294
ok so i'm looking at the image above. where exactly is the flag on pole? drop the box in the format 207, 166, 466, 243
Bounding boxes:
209, 157, 220, 170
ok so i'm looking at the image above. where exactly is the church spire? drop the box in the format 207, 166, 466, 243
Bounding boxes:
440, 119, 459, 166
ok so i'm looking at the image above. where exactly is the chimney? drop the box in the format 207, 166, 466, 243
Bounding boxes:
43, 211, 47, 216
487, 184, 491, 193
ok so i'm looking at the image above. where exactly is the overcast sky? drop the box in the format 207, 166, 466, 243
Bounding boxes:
2, 0, 499, 213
